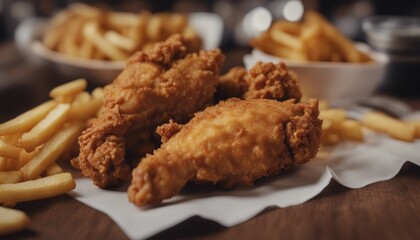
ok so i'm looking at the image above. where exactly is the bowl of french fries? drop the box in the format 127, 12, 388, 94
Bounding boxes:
245, 11, 389, 105
15, 3, 223, 85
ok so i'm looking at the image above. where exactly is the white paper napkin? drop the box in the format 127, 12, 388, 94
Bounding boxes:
69, 124, 420, 240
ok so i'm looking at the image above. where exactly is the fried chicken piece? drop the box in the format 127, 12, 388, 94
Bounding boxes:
216, 62, 302, 102
75, 34, 225, 188
128, 98, 322, 206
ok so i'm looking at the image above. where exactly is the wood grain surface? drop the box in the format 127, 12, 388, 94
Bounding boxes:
1, 43, 420, 240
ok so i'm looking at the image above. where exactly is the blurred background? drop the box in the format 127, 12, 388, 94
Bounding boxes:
1, 0, 420, 47
0, 0, 419, 120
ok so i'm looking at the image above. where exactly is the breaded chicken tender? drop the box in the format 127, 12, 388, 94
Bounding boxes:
128, 98, 322, 206
74, 34, 225, 188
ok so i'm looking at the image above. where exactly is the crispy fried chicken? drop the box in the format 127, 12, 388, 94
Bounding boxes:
74, 34, 225, 188
216, 62, 302, 102
128, 99, 322, 206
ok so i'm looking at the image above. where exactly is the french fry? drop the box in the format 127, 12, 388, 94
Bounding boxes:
146, 14, 166, 42
269, 26, 302, 50
83, 20, 130, 61
338, 119, 364, 141
69, 3, 102, 19
0, 100, 57, 135
78, 37, 95, 59
406, 121, 420, 138
321, 133, 340, 145
0, 173, 75, 203
251, 11, 371, 63
318, 99, 329, 111
168, 14, 188, 35
304, 11, 361, 63
20, 122, 84, 181
68, 95, 102, 121
45, 163, 63, 176
17, 149, 39, 170
0, 139, 22, 159
59, 16, 86, 57
104, 31, 136, 52
43, 10, 73, 50
0, 171, 22, 184
128, 11, 150, 51
319, 109, 347, 126
362, 112, 415, 142
0, 207, 30, 235
50, 79, 87, 100
20, 104, 71, 152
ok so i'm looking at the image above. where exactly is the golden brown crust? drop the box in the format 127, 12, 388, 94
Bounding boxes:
215, 62, 302, 102
77, 34, 224, 188
244, 62, 302, 102
128, 98, 321, 206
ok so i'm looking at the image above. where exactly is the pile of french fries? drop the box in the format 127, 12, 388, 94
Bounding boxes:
318, 100, 420, 147
0, 79, 103, 235
251, 11, 371, 63
43, 3, 199, 61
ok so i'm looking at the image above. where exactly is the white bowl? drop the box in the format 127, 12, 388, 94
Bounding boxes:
15, 12, 224, 86
243, 43, 389, 105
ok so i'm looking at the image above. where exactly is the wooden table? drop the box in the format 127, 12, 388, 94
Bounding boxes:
1, 43, 420, 240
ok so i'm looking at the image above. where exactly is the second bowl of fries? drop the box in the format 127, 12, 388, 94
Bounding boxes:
15, 4, 223, 85
245, 11, 389, 104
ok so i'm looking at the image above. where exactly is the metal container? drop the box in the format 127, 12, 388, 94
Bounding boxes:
362, 16, 420, 97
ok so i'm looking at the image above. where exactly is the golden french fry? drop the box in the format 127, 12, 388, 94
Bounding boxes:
338, 119, 364, 141
104, 30, 135, 52
128, 11, 150, 51
363, 112, 415, 142
17, 149, 39, 170
0, 171, 22, 184
0, 206, 30, 235
319, 109, 347, 126
305, 11, 362, 63
269, 26, 302, 50
69, 3, 102, 19
59, 16, 86, 57
318, 99, 329, 111
322, 119, 333, 131
4, 158, 20, 172
406, 121, 420, 138
167, 14, 188, 35
321, 132, 340, 145
50, 79, 87, 99
250, 33, 307, 60
20, 104, 71, 152
79, 38, 95, 59
20, 122, 84, 181
146, 14, 166, 41
0, 173, 75, 203
92, 87, 104, 100
0, 139, 22, 159
43, 10, 73, 50
45, 163, 63, 176
83, 20, 129, 61
0, 101, 57, 136
106, 11, 141, 27
1, 133, 23, 147
68, 96, 102, 121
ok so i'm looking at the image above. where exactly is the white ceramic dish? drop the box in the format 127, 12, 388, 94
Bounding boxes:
15, 12, 224, 86
243, 43, 389, 105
